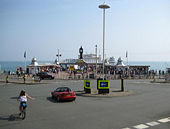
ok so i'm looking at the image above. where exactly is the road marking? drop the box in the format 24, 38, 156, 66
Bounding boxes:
123, 116, 170, 129
158, 117, 170, 123
133, 124, 149, 129
146, 121, 160, 126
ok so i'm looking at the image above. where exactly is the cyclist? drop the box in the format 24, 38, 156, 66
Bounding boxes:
17, 90, 35, 115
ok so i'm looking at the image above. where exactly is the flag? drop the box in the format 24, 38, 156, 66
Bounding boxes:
24, 51, 26, 58
126, 51, 128, 58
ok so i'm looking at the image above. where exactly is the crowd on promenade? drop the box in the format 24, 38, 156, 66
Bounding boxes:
0, 66, 166, 82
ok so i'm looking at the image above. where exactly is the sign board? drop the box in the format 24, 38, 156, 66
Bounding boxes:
98, 80, 110, 89
84, 80, 91, 89
77, 60, 86, 64
69, 66, 74, 71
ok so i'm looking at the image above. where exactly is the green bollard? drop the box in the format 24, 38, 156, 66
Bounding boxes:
121, 78, 124, 92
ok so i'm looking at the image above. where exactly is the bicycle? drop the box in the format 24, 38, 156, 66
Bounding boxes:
20, 102, 27, 120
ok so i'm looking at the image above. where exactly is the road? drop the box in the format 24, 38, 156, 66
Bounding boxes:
0, 79, 170, 129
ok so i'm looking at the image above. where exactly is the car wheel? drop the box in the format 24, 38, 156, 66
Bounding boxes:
56, 96, 60, 102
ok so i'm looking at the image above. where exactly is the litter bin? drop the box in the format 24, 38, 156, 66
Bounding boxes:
97, 78, 106, 90
84, 80, 91, 94
98, 80, 110, 94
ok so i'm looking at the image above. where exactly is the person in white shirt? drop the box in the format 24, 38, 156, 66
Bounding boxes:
17, 90, 35, 115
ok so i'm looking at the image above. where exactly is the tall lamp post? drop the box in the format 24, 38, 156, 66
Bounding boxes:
99, 2, 110, 80
56, 49, 62, 78
95, 45, 97, 79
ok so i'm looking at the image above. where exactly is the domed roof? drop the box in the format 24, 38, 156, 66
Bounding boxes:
116, 57, 125, 66
31, 57, 38, 66
108, 57, 115, 65
32, 57, 37, 62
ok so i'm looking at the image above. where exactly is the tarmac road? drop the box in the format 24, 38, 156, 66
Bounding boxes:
0, 79, 170, 129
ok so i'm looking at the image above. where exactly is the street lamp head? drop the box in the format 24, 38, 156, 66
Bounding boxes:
56, 54, 62, 57
99, 3, 110, 9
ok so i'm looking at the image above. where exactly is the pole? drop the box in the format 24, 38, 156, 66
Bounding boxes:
99, 3, 110, 80
25, 57, 26, 73
96, 45, 97, 79
126, 51, 128, 66
56, 49, 62, 79
24, 51, 26, 73
58, 49, 60, 64
103, 8, 105, 80
58, 49, 60, 79
121, 78, 124, 92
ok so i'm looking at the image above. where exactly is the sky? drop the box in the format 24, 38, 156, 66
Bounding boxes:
0, 0, 170, 62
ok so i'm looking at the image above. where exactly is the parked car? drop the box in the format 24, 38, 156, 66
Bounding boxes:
36, 72, 54, 80
51, 87, 76, 102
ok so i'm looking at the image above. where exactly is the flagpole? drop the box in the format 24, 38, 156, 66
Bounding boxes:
126, 51, 128, 66
24, 51, 26, 73
25, 57, 26, 73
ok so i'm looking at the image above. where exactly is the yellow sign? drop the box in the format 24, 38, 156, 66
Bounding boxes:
98, 80, 110, 89
77, 60, 85, 64
70, 66, 74, 71
84, 80, 91, 89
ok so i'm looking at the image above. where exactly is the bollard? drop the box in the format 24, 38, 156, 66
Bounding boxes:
121, 78, 124, 92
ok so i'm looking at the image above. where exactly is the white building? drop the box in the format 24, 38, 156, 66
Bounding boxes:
82, 54, 102, 63
27, 57, 59, 74
108, 57, 115, 65
63, 54, 102, 64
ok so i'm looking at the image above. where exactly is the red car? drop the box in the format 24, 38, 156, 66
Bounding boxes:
51, 87, 76, 102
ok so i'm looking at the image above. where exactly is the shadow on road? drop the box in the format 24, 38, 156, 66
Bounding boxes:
0, 114, 22, 121
10, 97, 17, 99
111, 90, 122, 92
46, 97, 75, 103
46, 97, 57, 103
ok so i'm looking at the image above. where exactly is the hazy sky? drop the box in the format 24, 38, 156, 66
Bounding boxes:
0, 0, 170, 62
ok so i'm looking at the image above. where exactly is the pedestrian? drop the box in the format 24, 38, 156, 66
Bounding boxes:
23, 74, 26, 84
6, 75, 8, 83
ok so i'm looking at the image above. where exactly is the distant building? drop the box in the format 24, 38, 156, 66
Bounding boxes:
82, 54, 102, 63
63, 54, 102, 64
27, 57, 59, 74
108, 57, 115, 65
116, 57, 125, 67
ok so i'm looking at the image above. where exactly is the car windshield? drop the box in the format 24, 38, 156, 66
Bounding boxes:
56, 87, 71, 92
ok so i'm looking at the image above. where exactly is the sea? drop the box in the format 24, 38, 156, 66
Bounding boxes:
0, 61, 170, 73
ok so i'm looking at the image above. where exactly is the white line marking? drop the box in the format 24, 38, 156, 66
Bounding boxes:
146, 121, 160, 126
158, 117, 170, 123
122, 128, 131, 129
134, 124, 149, 129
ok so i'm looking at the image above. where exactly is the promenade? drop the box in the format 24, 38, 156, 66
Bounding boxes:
0, 71, 166, 84
0, 79, 170, 129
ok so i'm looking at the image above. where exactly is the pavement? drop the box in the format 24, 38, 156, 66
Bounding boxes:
0, 79, 170, 129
